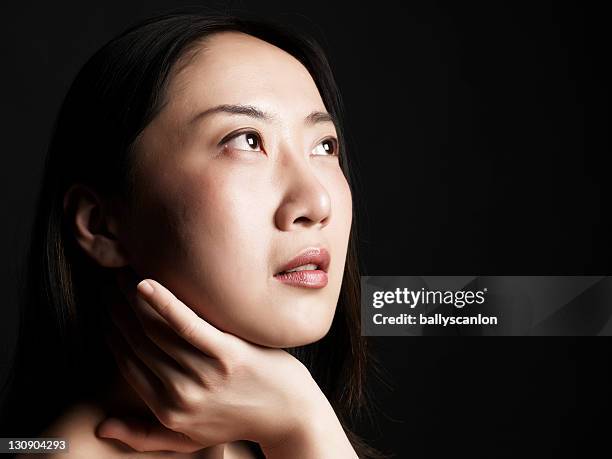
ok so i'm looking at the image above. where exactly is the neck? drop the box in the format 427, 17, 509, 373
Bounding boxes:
101, 372, 155, 418
98, 371, 227, 458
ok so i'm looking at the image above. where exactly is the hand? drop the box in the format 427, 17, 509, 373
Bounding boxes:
97, 271, 331, 454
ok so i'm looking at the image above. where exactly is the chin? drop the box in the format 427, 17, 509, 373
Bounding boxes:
253, 319, 333, 348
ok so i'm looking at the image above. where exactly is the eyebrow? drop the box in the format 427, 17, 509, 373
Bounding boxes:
189, 104, 336, 127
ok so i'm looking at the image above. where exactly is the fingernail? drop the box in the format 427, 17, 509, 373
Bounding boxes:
137, 280, 154, 296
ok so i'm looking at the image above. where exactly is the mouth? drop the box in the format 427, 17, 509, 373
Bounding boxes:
276, 263, 320, 274
274, 247, 330, 289
274, 247, 331, 275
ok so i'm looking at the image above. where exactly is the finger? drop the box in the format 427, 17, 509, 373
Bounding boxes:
114, 272, 218, 376
106, 325, 166, 416
136, 279, 226, 359
126, 295, 218, 378
110, 302, 190, 390
96, 416, 203, 453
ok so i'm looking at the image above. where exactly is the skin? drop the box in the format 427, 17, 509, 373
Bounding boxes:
114, 30, 352, 348
33, 31, 354, 458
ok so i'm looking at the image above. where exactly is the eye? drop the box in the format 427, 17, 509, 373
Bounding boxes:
312, 137, 339, 156
220, 130, 264, 153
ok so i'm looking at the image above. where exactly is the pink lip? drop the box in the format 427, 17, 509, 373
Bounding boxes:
274, 270, 328, 288
274, 247, 330, 289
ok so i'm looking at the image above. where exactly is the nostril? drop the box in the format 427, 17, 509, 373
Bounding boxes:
293, 216, 310, 224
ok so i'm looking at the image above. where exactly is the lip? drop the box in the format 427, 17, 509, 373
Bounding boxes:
274, 247, 330, 289
275, 247, 331, 274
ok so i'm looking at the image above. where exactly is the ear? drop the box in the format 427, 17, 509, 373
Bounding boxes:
63, 184, 130, 268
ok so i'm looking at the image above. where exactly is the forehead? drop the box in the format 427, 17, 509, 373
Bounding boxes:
166, 31, 326, 118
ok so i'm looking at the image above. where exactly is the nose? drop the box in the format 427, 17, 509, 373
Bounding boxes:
274, 151, 332, 232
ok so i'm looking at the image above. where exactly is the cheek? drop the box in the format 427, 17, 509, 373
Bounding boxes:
142, 166, 274, 333
181, 173, 271, 287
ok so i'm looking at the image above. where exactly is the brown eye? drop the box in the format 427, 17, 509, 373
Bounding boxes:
312, 137, 339, 156
223, 131, 264, 152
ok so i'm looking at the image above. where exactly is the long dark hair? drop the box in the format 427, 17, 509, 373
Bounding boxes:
0, 8, 387, 458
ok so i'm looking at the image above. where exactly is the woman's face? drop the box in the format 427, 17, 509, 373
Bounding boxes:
119, 31, 353, 347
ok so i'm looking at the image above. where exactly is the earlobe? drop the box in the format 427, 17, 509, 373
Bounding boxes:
63, 184, 130, 268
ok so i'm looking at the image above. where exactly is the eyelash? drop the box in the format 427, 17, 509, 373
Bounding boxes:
218, 129, 340, 157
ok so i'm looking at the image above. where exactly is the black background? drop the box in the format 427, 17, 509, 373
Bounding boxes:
1, 1, 610, 457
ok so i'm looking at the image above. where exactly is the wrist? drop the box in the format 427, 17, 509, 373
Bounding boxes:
261, 395, 357, 459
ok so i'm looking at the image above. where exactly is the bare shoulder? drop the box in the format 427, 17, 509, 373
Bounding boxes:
12, 402, 261, 459
15, 401, 135, 459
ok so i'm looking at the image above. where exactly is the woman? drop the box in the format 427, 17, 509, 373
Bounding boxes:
0, 9, 385, 459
